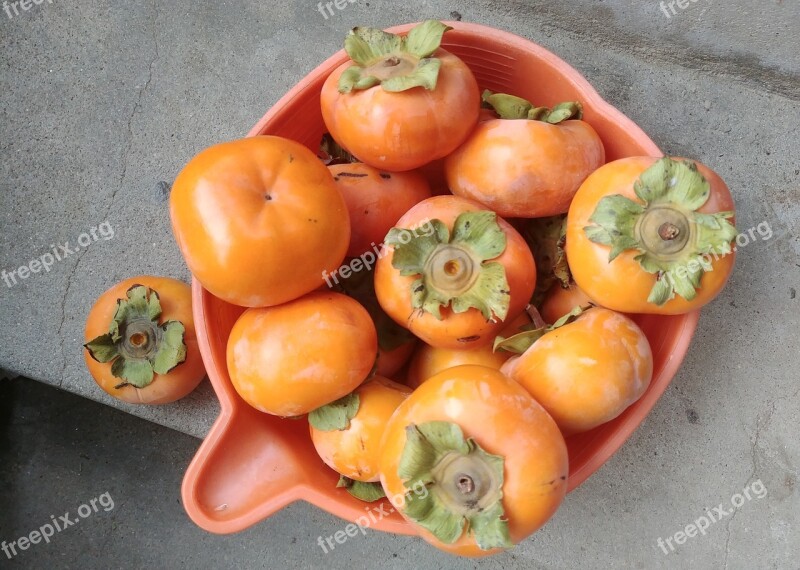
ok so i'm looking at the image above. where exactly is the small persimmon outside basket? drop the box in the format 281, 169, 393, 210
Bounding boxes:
181, 21, 699, 536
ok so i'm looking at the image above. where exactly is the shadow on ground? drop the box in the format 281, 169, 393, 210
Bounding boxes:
0, 378, 359, 569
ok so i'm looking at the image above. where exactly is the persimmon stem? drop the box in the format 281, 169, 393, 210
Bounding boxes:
130, 332, 147, 347
457, 475, 475, 494
659, 222, 680, 240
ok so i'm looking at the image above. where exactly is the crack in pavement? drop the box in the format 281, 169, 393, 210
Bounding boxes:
722, 404, 773, 570
721, 385, 799, 570
56, 0, 161, 388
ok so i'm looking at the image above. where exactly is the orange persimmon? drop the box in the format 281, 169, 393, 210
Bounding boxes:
446, 91, 604, 217
309, 377, 411, 483
379, 365, 568, 556
321, 21, 480, 172
567, 157, 736, 314
500, 307, 653, 435
170, 136, 350, 308
329, 163, 431, 257
83, 276, 205, 405
374, 196, 536, 350
226, 292, 377, 417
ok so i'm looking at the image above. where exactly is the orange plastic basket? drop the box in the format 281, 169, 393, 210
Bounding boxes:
181, 21, 699, 535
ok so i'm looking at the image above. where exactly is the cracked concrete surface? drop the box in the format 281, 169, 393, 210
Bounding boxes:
0, 0, 798, 568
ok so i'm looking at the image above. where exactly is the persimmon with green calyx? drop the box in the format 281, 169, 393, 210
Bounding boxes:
309, 377, 411, 493
498, 306, 653, 436
567, 156, 737, 314
226, 291, 377, 417
445, 90, 605, 218
379, 365, 568, 557
374, 195, 537, 350
321, 20, 480, 171
83, 276, 205, 405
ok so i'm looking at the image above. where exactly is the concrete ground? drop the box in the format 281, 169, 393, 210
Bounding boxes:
1, 0, 798, 568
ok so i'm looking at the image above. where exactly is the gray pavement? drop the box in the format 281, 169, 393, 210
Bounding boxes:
1, 0, 798, 568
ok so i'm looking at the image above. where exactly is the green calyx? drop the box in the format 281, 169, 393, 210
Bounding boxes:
494, 305, 585, 355
308, 393, 360, 431
397, 421, 512, 550
385, 211, 511, 322
338, 20, 452, 93
83, 285, 187, 389
583, 158, 737, 305
482, 90, 583, 123
319, 133, 357, 165
524, 215, 570, 306
337, 476, 386, 502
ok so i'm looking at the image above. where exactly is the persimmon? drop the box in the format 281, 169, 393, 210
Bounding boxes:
445, 91, 605, 218
540, 282, 593, 324
377, 341, 416, 379
567, 157, 737, 314
226, 292, 377, 417
499, 307, 653, 435
379, 365, 568, 556
406, 343, 509, 389
309, 376, 411, 487
329, 163, 431, 257
417, 158, 451, 196
412, 108, 502, 193
83, 276, 205, 405
170, 135, 349, 308
405, 312, 530, 388
321, 21, 480, 171
374, 195, 536, 350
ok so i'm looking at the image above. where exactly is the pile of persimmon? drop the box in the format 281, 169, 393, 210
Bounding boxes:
163, 20, 738, 558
